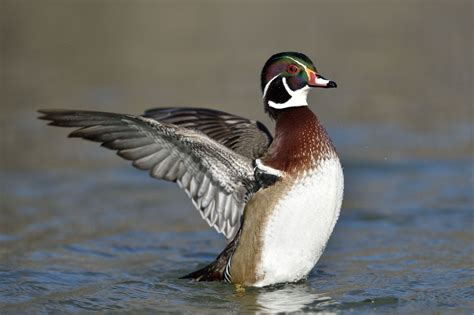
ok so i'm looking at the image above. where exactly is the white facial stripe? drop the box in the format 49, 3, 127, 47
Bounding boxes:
268, 77, 309, 109
282, 76, 295, 95
286, 56, 308, 70
315, 76, 330, 86
262, 74, 280, 99
264, 56, 312, 110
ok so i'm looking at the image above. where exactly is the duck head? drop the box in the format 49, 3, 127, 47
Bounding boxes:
261, 52, 337, 119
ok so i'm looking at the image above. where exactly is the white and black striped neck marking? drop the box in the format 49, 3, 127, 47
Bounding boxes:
263, 76, 310, 109
270, 78, 310, 109
262, 56, 311, 110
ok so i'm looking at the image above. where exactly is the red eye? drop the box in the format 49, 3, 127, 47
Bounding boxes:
287, 65, 299, 74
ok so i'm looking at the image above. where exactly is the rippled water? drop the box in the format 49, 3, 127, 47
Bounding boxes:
2, 1, 473, 313
1, 132, 472, 313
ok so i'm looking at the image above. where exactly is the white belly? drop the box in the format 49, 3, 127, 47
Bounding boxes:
254, 158, 344, 287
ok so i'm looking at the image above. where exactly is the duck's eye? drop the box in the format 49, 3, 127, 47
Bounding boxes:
287, 65, 299, 74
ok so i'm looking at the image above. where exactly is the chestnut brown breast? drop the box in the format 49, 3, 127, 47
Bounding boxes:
263, 107, 336, 175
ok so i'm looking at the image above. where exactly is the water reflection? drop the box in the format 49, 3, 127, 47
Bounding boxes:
255, 283, 336, 314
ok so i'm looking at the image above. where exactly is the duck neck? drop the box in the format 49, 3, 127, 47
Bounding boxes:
263, 106, 336, 175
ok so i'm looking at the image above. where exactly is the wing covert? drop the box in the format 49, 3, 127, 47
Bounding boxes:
143, 107, 272, 159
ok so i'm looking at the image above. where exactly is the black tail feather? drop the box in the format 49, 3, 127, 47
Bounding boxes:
181, 227, 242, 282
180, 262, 222, 281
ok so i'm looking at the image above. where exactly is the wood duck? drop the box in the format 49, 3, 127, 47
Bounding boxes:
39, 51, 344, 287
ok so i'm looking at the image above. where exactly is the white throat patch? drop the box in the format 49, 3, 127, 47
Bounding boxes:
267, 77, 309, 109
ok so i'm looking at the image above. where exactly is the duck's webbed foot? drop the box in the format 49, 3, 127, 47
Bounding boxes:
234, 283, 246, 294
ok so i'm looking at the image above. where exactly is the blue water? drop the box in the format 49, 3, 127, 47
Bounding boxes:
1, 145, 472, 313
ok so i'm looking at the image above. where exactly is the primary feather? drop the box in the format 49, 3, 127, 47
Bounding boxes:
38, 109, 259, 239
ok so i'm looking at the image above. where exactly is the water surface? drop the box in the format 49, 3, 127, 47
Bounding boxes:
1, 140, 472, 313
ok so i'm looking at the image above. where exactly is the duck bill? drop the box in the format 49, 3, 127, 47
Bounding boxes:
306, 69, 337, 88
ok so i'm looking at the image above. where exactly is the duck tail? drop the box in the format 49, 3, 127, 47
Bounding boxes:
180, 261, 223, 281
181, 227, 242, 282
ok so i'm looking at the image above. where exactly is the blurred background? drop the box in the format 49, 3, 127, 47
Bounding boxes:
1, 0, 473, 313
2, 0, 472, 166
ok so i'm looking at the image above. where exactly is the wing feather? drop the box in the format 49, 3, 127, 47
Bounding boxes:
38, 109, 258, 239
143, 107, 272, 159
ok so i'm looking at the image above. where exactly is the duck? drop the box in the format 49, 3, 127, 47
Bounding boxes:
38, 51, 344, 287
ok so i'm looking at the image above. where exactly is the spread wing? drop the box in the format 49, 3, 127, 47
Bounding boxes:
38, 110, 259, 239
143, 107, 272, 160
